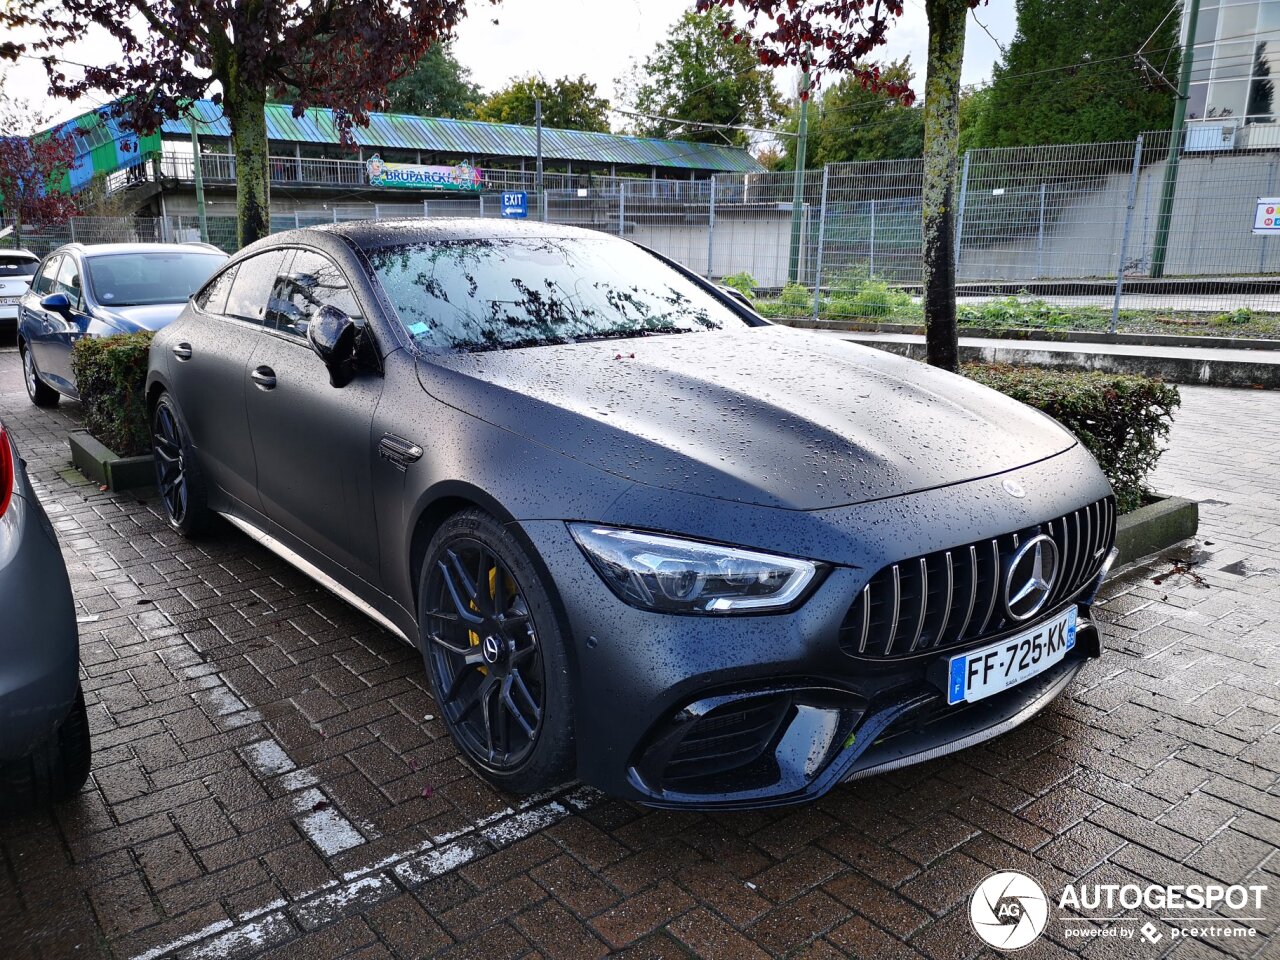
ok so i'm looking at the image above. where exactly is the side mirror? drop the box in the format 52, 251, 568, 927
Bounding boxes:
40, 292, 72, 315
307, 304, 358, 388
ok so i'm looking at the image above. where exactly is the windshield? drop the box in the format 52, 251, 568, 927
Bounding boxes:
367, 235, 753, 352
0, 255, 39, 279
86, 251, 228, 307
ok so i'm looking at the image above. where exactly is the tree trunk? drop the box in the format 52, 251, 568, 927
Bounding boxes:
921, 0, 969, 372
225, 80, 270, 249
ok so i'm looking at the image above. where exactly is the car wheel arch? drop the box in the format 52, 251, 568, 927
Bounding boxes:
407, 483, 580, 678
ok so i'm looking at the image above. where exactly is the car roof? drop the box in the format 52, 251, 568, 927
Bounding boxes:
53, 243, 229, 258
314, 217, 608, 249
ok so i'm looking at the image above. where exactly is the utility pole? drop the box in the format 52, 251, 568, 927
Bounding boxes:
787, 51, 811, 285
188, 104, 209, 244
1150, 0, 1200, 278
535, 98, 545, 222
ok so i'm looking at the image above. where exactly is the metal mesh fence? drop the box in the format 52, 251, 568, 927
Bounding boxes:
6, 130, 1280, 341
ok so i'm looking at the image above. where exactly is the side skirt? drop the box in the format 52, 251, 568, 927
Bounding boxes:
219, 512, 414, 646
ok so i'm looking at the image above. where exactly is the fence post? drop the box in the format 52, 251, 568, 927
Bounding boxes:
1110, 135, 1144, 334
423, 200, 429, 219
294, 212, 300, 230
374, 203, 381, 221
811, 165, 831, 323
1263, 158, 1277, 274
706, 177, 716, 277
1036, 183, 1046, 279
618, 180, 626, 237
68, 218, 77, 242
954, 151, 971, 270
869, 199, 876, 278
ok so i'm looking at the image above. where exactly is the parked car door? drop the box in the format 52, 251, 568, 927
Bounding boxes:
243, 248, 385, 585
21, 255, 60, 364
170, 252, 285, 516
33, 255, 93, 390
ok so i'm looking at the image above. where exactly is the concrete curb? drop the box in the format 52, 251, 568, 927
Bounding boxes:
830, 333, 1280, 389
1115, 495, 1200, 567
786, 319, 1280, 352
68, 430, 155, 492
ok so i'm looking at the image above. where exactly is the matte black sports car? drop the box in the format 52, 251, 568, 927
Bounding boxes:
147, 220, 1117, 810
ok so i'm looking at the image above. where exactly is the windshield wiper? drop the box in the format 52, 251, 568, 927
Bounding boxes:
569, 327, 691, 344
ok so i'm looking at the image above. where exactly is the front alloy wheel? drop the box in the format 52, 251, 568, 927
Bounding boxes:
419, 512, 573, 792
21, 344, 59, 408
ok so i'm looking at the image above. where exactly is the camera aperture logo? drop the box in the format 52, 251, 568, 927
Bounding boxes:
970, 871, 1050, 951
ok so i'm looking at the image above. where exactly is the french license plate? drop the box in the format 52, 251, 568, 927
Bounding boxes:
944, 606, 1077, 705
0, 296, 19, 305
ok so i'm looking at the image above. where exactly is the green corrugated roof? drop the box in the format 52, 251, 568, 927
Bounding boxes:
160, 100, 763, 173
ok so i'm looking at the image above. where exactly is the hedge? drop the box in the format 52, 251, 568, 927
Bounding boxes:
966, 363, 1180, 514
70, 332, 155, 458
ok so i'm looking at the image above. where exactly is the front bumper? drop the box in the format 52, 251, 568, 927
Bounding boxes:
0, 457, 80, 761
518, 448, 1114, 810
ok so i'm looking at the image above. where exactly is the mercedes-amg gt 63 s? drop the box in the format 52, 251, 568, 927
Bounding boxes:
147, 220, 1117, 810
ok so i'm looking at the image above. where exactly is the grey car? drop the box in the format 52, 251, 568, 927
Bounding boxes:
0, 419, 89, 814
147, 220, 1116, 810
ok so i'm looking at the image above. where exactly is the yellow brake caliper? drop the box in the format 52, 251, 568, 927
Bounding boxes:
468, 567, 516, 674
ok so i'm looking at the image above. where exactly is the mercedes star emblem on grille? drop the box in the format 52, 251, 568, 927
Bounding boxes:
1004, 534, 1060, 621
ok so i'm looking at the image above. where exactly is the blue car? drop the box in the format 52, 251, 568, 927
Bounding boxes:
18, 242, 227, 406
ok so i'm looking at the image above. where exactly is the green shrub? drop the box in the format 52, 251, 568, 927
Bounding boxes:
755, 282, 813, 318
965, 363, 1180, 514
828, 279, 915, 320
721, 271, 758, 300
1210, 307, 1253, 327
70, 332, 155, 457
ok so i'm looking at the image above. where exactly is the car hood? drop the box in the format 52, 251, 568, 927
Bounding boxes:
416, 325, 1077, 511
95, 302, 187, 332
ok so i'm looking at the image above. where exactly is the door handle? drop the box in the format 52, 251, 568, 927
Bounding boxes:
172, 342, 193, 361
250, 366, 277, 390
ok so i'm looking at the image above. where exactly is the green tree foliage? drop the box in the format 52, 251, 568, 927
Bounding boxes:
385, 42, 483, 118
957, 84, 993, 154
776, 58, 923, 167
474, 75, 610, 132
625, 10, 784, 146
973, 0, 1178, 147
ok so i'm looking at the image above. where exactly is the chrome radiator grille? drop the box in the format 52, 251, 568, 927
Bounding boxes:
839, 496, 1115, 660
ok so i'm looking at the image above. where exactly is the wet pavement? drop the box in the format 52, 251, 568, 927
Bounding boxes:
0, 343, 1277, 960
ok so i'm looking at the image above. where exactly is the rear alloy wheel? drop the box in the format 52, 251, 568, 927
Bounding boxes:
151, 393, 212, 536
21, 342, 59, 408
419, 511, 573, 793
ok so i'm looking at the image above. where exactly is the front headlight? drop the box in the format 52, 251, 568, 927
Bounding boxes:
568, 524, 822, 614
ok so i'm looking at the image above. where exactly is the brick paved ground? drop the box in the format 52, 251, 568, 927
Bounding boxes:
0, 342, 1276, 960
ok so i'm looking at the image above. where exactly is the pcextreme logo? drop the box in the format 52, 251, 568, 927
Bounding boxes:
969, 872, 1270, 950
969, 871, 1050, 951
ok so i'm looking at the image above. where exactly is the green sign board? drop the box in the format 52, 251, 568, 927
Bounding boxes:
365, 154, 484, 192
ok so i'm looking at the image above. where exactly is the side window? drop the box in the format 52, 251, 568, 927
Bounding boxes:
269, 249, 361, 339
194, 264, 238, 315
224, 249, 286, 326
55, 257, 83, 306
32, 256, 61, 296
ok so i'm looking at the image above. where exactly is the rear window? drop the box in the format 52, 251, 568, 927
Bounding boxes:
0, 255, 39, 279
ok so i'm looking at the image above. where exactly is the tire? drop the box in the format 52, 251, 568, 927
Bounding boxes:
151, 392, 213, 537
20, 341, 60, 408
0, 686, 92, 817
418, 509, 575, 795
